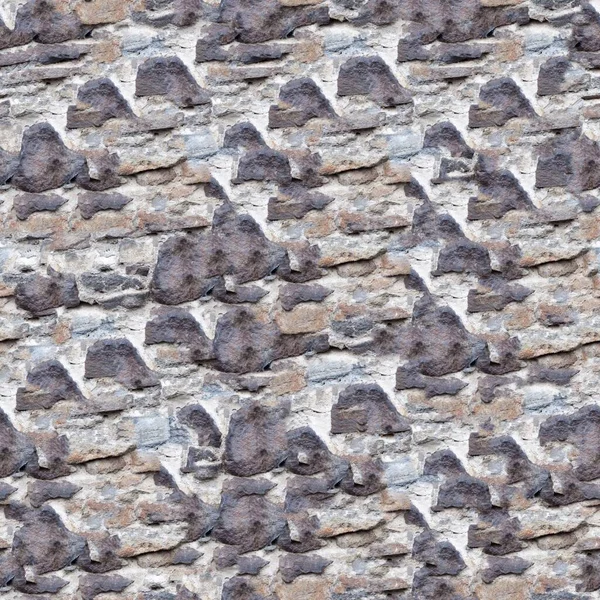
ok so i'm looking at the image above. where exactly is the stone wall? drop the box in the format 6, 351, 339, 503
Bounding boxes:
1, 0, 600, 598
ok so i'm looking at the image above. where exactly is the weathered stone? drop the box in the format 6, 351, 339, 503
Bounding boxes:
212, 307, 328, 373
15, 269, 80, 316
214, 0, 329, 44
269, 78, 336, 128
13, 192, 67, 220
145, 309, 214, 361
136, 57, 211, 107
79, 574, 133, 600
279, 554, 331, 582
468, 277, 532, 312
224, 400, 289, 476
359, 297, 487, 377
339, 457, 385, 496
27, 480, 81, 508
67, 78, 134, 128
424, 121, 474, 158
151, 203, 287, 304
536, 128, 600, 192
235, 147, 292, 184
268, 184, 333, 220
78, 191, 132, 219
212, 478, 286, 552
9, 505, 86, 575
0, 0, 89, 50
337, 56, 412, 107
279, 283, 332, 311
434, 239, 492, 276
16, 360, 84, 410
360, 0, 528, 40
469, 78, 535, 128
285, 427, 335, 475
470, 158, 534, 219
0, 409, 35, 477
76, 150, 122, 191
539, 405, 600, 482
84, 338, 160, 389
412, 530, 466, 576
481, 557, 532, 583
396, 366, 467, 397
11, 123, 85, 193
331, 383, 410, 435
178, 404, 222, 447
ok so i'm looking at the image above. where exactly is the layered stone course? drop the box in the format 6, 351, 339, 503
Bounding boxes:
1, 0, 600, 598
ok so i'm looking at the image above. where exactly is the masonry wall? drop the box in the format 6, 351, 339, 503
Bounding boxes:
1, 0, 600, 598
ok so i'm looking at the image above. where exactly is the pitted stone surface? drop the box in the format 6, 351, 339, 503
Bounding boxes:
2, 0, 600, 598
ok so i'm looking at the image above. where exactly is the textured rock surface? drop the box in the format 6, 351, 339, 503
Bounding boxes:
2, 1, 600, 598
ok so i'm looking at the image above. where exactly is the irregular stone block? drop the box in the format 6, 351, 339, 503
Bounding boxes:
76, 150, 122, 191
224, 400, 289, 476
235, 147, 292, 184
215, 0, 329, 44
470, 158, 534, 219
434, 240, 492, 276
213, 307, 328, 373
9, 505, 86, 575
16, 360, 84, 410
178, 404, 222, 447
360, 0, 528, 40
469, 78, 535, 128
78, 191, 132, 219
27, 480, 81, 508
337, 56, 412, 107
481, 557, 532, 583
13, 192, 67, 220
0, 0, 89, 50
279, 554, 331, 582
539, 405, 600, 482
84, 338, 160, 389
279, 283, 332, 311
15, 269, 80, 316
79, 574, 133, 600
269, 78, 336, 128
145, 309, 214, 361
339, 457, 385, 496
136, 57, 210, 108
285, 427, 336, 475
331, 383, 410, 435
412, 530, 466, 576
151, 203, 287, 305
212, 478, 286, 552
423, 121, 474, 158
268, 184, 333, 220
395, 366, 467, 397
359, 297, 487, 377
536, 128, 600, 192
11, 123, 85, 193
67, 78, 134, 128
0, 409, 35, 477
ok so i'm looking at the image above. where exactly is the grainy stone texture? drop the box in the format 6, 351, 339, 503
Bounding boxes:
1, 1, 600, 599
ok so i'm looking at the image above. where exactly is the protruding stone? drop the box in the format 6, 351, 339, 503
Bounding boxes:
15, 269, 80, 317
331, 383, 410, 435
338, 56, 412, 107
11, 123, 85, 193
13, 192, 67, 220
136, 57, 211, 108
84, 338, 160, 390
16, 360, 84, 410
67, 78, 134, 129
269, 78, 336, 128
224, 400, 289, 476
